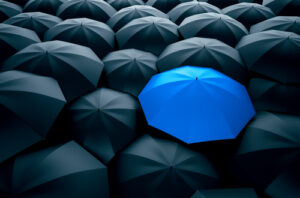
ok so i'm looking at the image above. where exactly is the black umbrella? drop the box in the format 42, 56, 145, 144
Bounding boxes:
68, 88, 140, 164
0, 141, 109, 198
116, 16, 179, 56
223, 3, 275, 29
23, 0, 67, 15
168, 1, 221, 25
57, 0, 116, 22
157, 37, 247, 83
108, 0, 144, 11
250, 16, 300, 35
146, 0, 193, 13
248, 78, 300, 116
0, 70, 66, 163
0, 24, 40, 64
179, 13, 248, 47
230, 111, 300, 189
44, 18, 115, 58
263, 0, 300, 16
205, 0, 258, 9
236, 30, 300, 84
3, 40, 103, 101
0, 0, 22, 22
264, 157, 300, 198
107, 5, 168, 32
7, 0, 29, 7
112, 134, 220, 198
191, 188, 258, 198
4, 12, 62, 38
103, 49, 158, 96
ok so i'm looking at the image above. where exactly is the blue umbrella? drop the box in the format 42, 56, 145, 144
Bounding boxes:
138, 66, 255, 144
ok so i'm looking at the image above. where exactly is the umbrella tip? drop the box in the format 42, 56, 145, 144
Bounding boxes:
196, 77, 198, 80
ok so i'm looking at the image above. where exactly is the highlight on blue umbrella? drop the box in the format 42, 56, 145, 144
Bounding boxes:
138, 66, 255, 144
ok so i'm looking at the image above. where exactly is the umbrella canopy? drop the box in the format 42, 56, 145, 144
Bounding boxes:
191, 188, 258, 198
68, 88, 140, 164
263, 0, 300, 16
24, 0, 67, 15
250, 16, 300, 35
0, 141, 109, 198
264, 157, 300, 198
236, 30, 300, 84
0, 70, 66, 163
107, 5, 168, 32
4, 12, 62, 38
108, 0, 144, 10
146, 0, 193, 13
139, 66, 255, 144
205, 0, 257, 9
7, 0, 29, 7
168, 1, 221, 25
179, 13, 248, 47
112, 134, 220, 198
0, 24, 40, 64
44, 18, 114, 58
103, 49, 158, 97
0, 0, 22, 22
157, 37, 247, 83
57, 0, 116, 22
3, 40, 103, 101
223, 3, 275, 29
248, 78, 300, 116
116, 16, 179, 56
230, 111, 300, 189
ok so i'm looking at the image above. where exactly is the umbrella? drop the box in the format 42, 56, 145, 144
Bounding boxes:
68, 88, 140, 164
108, 0, 144, 11
103, 49, 158, 97
139, 66, 255, 144
0, 70, 66, 163
107, 5, 168, 32
7, 0, 29, 7
179, 13, 248, 47
250, 16, 300, 35
263, 0, 300, 16
222, 3, 275, 29
205, 0, 257, 9
44, 18, 115, 58
146, 0, 193, 13
0, 141, 109, 198
168, 1, 221, 25
4, 12, 62, 38
248, 78, 300, 116
3, 40, 103, 101
236, 30, 300, 84
116, 16, 179, 56
230, 111, 300, 189
112, 134, 220, 198
191, 188, 258, 198
0, 24, 40, 64
157, 37, 247, 83
24, 0, 67, 15
0, 0, 22, 22
265, 157, 300, 198
57, 0, 116, 22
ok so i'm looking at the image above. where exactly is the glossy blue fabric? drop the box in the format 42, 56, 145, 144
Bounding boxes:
139, 66, 255, 144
